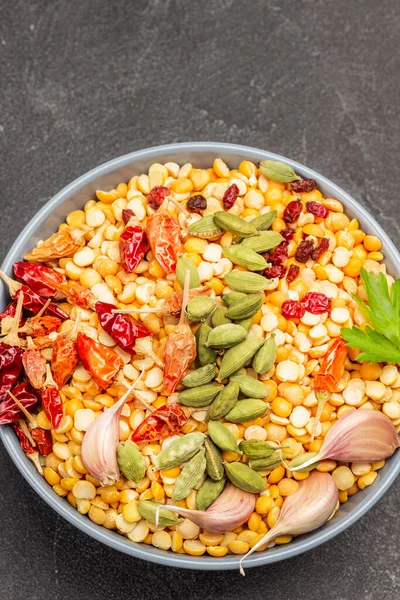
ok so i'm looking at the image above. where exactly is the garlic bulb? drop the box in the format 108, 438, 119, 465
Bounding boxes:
81, 371, 144, 485
240, 471, 338, 575
156, 483, 255, 532
290, 409, 399, 472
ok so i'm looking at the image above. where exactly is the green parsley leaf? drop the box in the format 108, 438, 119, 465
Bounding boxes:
341, 326, 400, 363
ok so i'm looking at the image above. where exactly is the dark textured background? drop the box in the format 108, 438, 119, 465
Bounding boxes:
1, 0, 399, 598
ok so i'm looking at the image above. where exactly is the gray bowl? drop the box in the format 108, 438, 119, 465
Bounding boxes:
1, 142, 399, 571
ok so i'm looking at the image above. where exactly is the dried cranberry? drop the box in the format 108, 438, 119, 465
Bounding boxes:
295, 239, 315, 263
280, 228, 295, 243
312, 238, 330, 261
265, 242, 288, 266
264, 265, 287, 279
122, 209, 134, 225
282, 300, 306, 319
289, 178, 317, 193
286, 264, 300, 283
306, 202, 329, 219
303, 292, 332, 314
222, 184, 239, 209
187, 194, 207, 213
147, 186, 169, 210
283, 200, 303, 223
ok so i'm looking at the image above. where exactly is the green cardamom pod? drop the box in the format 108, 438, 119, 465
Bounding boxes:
241, 231, 284, 253
222, 246, 268, 271
239, 439, 277, 459
181, 364, 216, 387
211, 306, 232, 327
249, 452, 283, 471
188, 215, 224, 239
225, 270, 271, 293
213, 212, 259, 238
226, 294, 262, 320
222, 291, 247, 307
117, 441, 145, 484
207, 420, 242, 454
235, 211, 277, 244
223, 461, 266, 493
235, 316, 253, 332
172, 449, 206, 501
156, 432, 206, 470
206, 381, 239, 421
216, 336, 264, 381
179, 383, 224, 407
196, 322, 217, 366
287, 452, 320, 472
224, 399, 268, 423
196, 477, 226, 510
204, 436, 224, 481
230, 374, 268, 399
176, 255, 201, 289
138, 501, 183, 526
259, 160, 300, 183
186, 296, 216, 322
206, 323, 248, 349
252, 334, 277, 374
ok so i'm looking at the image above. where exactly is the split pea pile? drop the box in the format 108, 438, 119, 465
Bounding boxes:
39, 158, 400, 557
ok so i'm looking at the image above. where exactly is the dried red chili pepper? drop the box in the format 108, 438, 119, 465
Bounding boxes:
146, 211, 181, 274
295, 239, 315, 263
122, 209, 134, 225
289, 178, 316, 193
222, 184, 239, 209
30, 427, 52, 455
0, 270, 68, 321
163, 270, 196, 394
311, 238, 330, 261
19, 314, 61, 338
51, 319, 80, 388
58, 282, 96, 310
0, 292, 24, 347
0, 344, 23, 401
119, 218, 147, 274
76, 332, 124, 390
283, 200, 303, 223
22, 340, 47, 389
147, 186, 170, 210
265, 242, 288, 266
13, 420, 43, 473
303, 292, 332, 315
312, 338, 347, 439
305, 202, 329, 219
24, 227, 86, 262
286, 264, 300, 283
0, 300, 17, 322
281, 300, 306, 320
131, 403, 187, 443
96, 302, 151, 354
13, 262, 66, 298
41, 365, 64, 428
0, 382, 39, 425
187, 195, 207, 213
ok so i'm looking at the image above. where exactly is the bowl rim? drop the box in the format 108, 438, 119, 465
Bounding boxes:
1, 141, 399, 571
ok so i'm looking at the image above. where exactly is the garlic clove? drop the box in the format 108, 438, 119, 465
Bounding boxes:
156, 483, 255, 532
239, 471, 338, 575
81, 371, 144, 485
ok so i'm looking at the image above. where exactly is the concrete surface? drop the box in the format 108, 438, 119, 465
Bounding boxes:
0, 0, 399, 598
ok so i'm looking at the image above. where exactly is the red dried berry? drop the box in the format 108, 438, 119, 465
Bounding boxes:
289, 178, 317, 193
295, 239, 315, 263
306, 202, 329, 219
303, 292, 332, 314
286, 264, 300, 283
312, 238, 330, 261
283, 200, 303, 223
282, 300, 306, 319
280, 228, 295, 243
222, 184, 239, 209
187, 194, 207, 213
264, 265, 287, 279
122, 209, 134, 225
147, 186, 169, 210
265, 242, 288, 266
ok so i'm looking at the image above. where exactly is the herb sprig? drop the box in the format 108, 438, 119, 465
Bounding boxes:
341, 268, 400, 363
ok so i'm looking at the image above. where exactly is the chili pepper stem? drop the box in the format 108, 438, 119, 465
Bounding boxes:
178, 269, 191, 327
35, 298, 51, 318
44, 363, 58, 389
169, 197, 190, 216
117, 373, 155, 412
0, 292, 24, 347
18, 419, 36, 447
28, 451, 43, 474
312, 391, 330, 441
0, 269, 22, 296
112, 307, 166, 315
8, 391, 38, 427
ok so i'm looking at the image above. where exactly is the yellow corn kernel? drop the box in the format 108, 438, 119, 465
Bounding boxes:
123, 500, 141, 523
302, 190, 323, 202
151, 481, 165, 501
275, 535, 293, 544
208, 277, 225, 295
190, 169, 210, 190
44, 467, 60, 487
171, 531, 183, 552
265, 188, 284, 206
303, 224, 325, 237
357, 471, 378, 489
248, 512, 262, 531
206, 545, 229, 557
183, 237, 207, 254
343, 258, 364, 277
96, 190, 116, 203
199, 532, 224, 546
95, 258, 120, 277
350, 229, 366, 245
227, 540, 249, 555
184, 252, 202, 267
241, 208, 259, 219
53, 484, 68, 497
267, 506, 280, 528
67, 210, 86, 228
239, 160, 257, 178
271, 397, 292, 418
222, 450, 240, 462
367, 251, 383, 261
313, 264, 328, 280
148, 260, 166, 279
171, 178, 193, 194
37, 410, 52, 430
268, 465, 285, 484
363, 235, 382, 252
255, 496, 274, 515
213, 158, 230, 178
